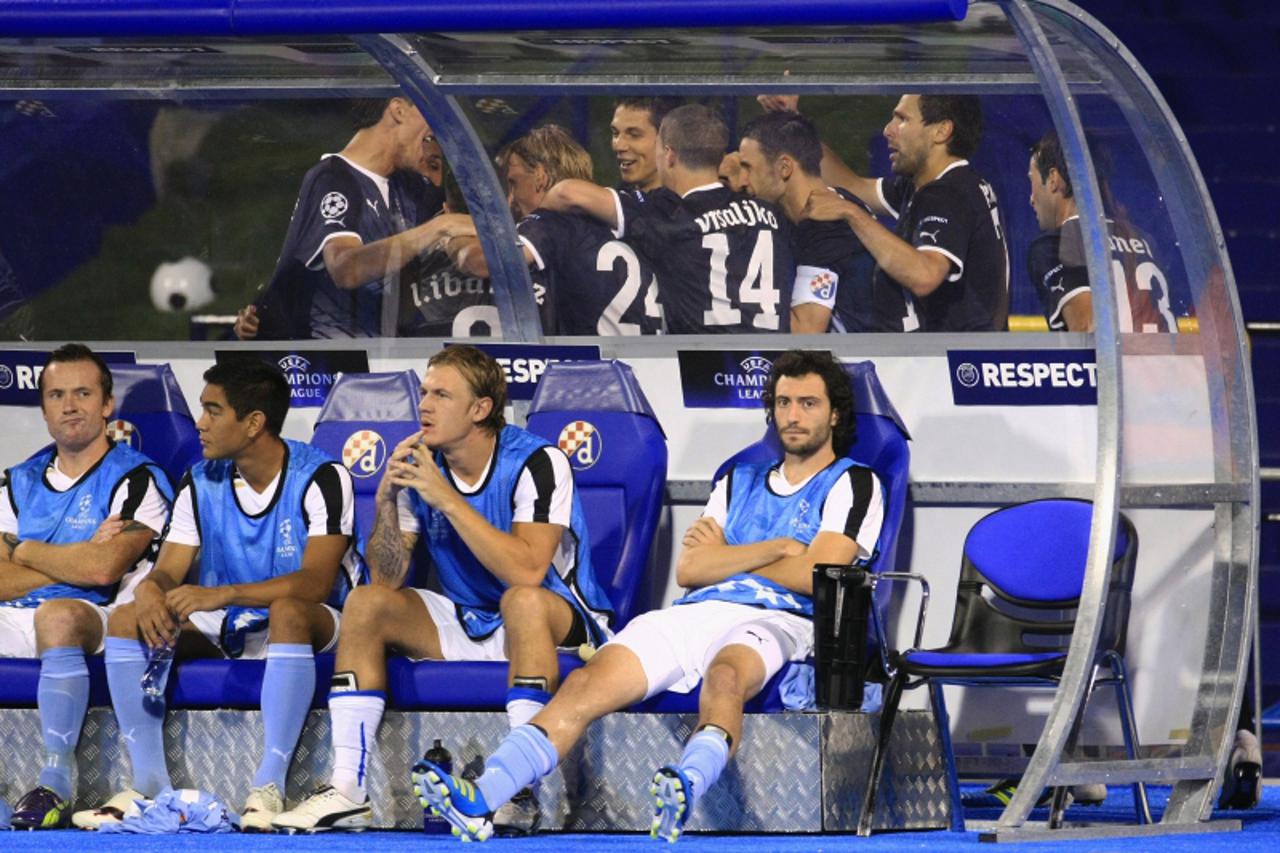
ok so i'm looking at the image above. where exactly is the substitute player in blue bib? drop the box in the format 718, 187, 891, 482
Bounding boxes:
0, 345, 172, 830
736, 110, 876, 333
541, 104, 796, 334
448, 124, 663, 336
275, 345, 611, 834
77, 359, 360, 832
234, 97, 471, 339
413, 350, 884, 843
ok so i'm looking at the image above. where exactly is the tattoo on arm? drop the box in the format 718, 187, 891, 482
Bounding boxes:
1, 532, 18, 560
368, 499, 409, 584
120, 521, 152, 535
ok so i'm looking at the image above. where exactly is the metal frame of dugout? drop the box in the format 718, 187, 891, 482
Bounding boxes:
0, 0, 1258, 841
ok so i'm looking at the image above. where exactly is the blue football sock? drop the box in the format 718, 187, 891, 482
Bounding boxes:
37, 646, 89, 801
105, 638, 170, 797
475, 724, 559, 810
252, 643, 315, 790
676, 728, 731, 805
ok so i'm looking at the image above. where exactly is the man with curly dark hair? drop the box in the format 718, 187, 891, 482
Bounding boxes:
413, 349, 883, 843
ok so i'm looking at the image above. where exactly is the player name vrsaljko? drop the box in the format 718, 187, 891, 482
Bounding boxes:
694, 199, 779, 233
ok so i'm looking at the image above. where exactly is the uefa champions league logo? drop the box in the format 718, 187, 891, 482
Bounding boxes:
66, 492, 96, 530
0, 365, 12, 390
278, 355, 310, 373
276, 517, 297, 559
740, 356, 772, 375
319, 192, 349, 221
956, 362, 980, 388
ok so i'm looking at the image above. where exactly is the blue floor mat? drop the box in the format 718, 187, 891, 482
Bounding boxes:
2, 785, 1276, 851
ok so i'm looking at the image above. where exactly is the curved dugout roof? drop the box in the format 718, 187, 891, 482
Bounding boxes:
0, 0, 967, 37
0, 0, 1257, 838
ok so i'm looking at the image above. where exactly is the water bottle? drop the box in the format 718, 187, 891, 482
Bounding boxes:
422, 739, 453, 835
140, 643, 174, 699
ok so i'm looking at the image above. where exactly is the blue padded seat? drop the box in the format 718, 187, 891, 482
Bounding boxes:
165, 654, 338, 710
708, 361, 911, 708
108, 362, 203, 489
0, 657, 111, 708
525, 360, 667, 627
311, 370, 422, 562
389, 360, 667, 710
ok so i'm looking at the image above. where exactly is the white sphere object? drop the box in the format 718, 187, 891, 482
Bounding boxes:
150, 256, 215, 313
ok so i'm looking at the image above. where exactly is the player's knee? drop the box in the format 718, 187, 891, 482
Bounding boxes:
703, 660, 745, 699
340, 585, 396, 633
558, 664, 594, 699
33, 599, 95, 647
106, 601, 139, 637
266, 597, 313, 639
500, 584, 551, 627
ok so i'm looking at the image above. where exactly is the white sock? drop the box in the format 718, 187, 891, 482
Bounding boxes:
328, 692, 385, 802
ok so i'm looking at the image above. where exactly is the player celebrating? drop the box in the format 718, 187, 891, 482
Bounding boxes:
235, 97, 472, 339
76, 358, 359, 831
413, 349, 883, 843
1026, 130, 1178, 333
542, 104, 796, 334
794, 94, 1009, 332
611, 97, 681, 192
736, 110, 877, 333
1, 345, 172, 830
448, 124, 663, 335
273, 345, 613, 834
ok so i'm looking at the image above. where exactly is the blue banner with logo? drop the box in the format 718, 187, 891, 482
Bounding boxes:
948, 349, 1098, 406
214, 350, 370, 408
678, 350, 784, 409
458, 342, 600, 401
0, 350, 136, 406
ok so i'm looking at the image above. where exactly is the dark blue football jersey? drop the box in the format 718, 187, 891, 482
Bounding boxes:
255, 156, 442, 339
517, 209, 662, 335
616, 184, 794, 334
877, 162, 1009, 332
396, 249, 506, 338
793, 187, 877, 332
1028, 216, 1177, 333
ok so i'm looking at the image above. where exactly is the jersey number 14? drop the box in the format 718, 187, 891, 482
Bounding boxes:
701, 231, 780, 330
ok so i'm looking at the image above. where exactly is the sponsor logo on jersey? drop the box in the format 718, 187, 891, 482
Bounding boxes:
320, 191, 349, 221
106, 418, 142, 451
948, 349, 1097, 406
342, 430, 386, 478
558, 420, 602, 470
